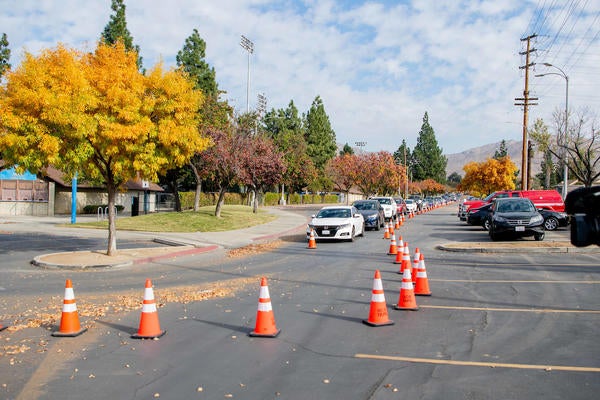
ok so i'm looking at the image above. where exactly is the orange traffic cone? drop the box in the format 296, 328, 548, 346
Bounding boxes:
249, 277, 281, 337
363, 270, 394, 327
131, 279, 166, 339
52, 279, 87, 337
397, 242, 410, 273
307, 229, 317, 249
396, 236, 404, 253
394, 268, 419, 311
383, 222, 390, 239
414, 253, 432, 296
399, 214, 404, 226
395, 217, 400, 229
411, 248, 421, 284
388, 221, 395, 237
387, 234, 398, 255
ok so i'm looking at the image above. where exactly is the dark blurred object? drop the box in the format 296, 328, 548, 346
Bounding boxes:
565, 186, 600, 247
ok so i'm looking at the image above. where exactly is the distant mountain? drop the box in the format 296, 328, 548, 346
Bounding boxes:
445, 140, 543, 178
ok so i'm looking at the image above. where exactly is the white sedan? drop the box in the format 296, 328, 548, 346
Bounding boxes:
306, 206, 365, 241
404, 199, 418, 213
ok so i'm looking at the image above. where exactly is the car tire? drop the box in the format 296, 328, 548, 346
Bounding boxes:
375, 218, 381, 231
534, 232, 545, 241
349, 227, 355, 242
483, 219, 490, 231
489, 229, 498, 241
544, 217, 559, 231
359, 222, 365, 237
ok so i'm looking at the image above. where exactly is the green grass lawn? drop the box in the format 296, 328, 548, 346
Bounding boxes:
70, 205, 277, 232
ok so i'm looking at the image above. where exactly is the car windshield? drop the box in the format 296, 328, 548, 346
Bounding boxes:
497, 201, 534, 213
354, 202, 376, 210
405, 199, 414, 204
375, 198, 390, 205
316, 209, 352, 218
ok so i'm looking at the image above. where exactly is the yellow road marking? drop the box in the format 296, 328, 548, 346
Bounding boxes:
429, 279, 600, 284
355, 354, 600, 372
420, 305, 600, 314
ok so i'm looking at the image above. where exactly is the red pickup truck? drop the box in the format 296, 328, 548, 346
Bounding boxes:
458, 190, 564, 220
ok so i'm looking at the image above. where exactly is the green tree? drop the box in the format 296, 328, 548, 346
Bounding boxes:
175, 28, 232, 211
339, 143, 354, 156
447, 172, 462, 186
494, 140, 508, 159
176, 29, 217, 97
529, 118, 556, 189
304, 96, 337, 171
412, 112, 447, 183
100, 0, 143, 70
0, 33, 10, 78
393, 139, 412, 166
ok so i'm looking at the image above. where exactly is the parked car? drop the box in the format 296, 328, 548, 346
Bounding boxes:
462, 189, 565, 220
538, 209, 569, 231
466, 203, 493, 230
393, 198, 406, 215
409, 194, 424, 211
404, 198, 417, 213
488, 198, 545, 241
368, 197, 397, 220
306, 205, 365, 241
352, 200, 385, 230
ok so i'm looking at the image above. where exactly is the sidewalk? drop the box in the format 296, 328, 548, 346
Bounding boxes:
3, 207, 309, 269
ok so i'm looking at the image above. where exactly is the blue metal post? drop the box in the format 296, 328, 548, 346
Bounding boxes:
71, 173, 77, 224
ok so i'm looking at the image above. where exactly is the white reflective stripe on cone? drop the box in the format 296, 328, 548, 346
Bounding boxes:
401, 281, 413, 289
144, 288, 155, 300
257, 302, 273, 312
142, 303, 157, 313
62, 303, 77, 313
371, 293, 385, 302
372, 280, 383, 290
64, 288, 75, 300
259, 286, 270, 299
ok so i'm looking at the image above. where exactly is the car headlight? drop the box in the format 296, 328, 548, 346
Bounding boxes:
530, 215, 543, 224
493, 216, 507, 222
340, 223, 351, 229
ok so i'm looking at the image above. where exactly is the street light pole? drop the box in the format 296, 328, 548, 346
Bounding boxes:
535, 63, 569, 199
240, 35, 254, 114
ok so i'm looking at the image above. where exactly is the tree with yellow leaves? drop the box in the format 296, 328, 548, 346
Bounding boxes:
0, 42, 210, 255
458, 157, 517, 197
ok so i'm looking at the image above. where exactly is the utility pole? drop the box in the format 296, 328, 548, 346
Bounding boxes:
515, 34, 538, 190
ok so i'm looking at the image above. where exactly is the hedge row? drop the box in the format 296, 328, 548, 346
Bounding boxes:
179, 192, 339, 210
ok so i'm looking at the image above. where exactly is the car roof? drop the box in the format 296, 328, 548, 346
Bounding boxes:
319, 205, 353, 210
354, 199, 378, 203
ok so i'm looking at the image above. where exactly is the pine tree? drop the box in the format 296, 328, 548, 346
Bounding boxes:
304, 96, 336, 171
412, 112, 447, 183
100, 0, 143, 70
494, 140, 508, 159
176, 29, 218, 97
339, 143, 354, 156
0, 33, 10, 78
393, 139, 411, 166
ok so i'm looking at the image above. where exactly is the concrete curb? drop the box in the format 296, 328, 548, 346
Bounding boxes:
437, 242, 600, 253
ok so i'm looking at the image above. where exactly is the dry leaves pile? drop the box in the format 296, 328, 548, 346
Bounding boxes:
227, 240, 283, 258
0, 276, 259, 335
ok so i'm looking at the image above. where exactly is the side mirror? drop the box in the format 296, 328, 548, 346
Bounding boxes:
311, 214, 316, 218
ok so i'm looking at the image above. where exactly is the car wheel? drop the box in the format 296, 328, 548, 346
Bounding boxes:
349, 227, 356, 242
359, 222, 365, 237
483, 219, 490, 231
375, 218, 381, 231
544, 217, 559, 231
489, 228, 498, 241
534, 232, 545, 241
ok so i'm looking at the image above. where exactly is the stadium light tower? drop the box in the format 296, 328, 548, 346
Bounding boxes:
240, 35, 254, 113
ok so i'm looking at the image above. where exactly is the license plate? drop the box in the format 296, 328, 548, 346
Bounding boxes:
322, 230, 330, 235
515, 226, 525, 232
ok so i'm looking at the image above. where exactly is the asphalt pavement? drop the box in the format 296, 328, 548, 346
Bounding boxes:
1, 205, 598, 269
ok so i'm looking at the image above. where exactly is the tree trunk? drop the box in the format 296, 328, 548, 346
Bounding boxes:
189, 162, 202, 212
194, 182, 202, 211
252, 187, 258, 214
106, 183, 118, 256
215, 186, 226, 217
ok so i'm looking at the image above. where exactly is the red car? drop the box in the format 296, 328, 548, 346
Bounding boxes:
394, 198, 406, 215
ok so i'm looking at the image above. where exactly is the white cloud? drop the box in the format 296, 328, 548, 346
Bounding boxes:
2, 0, 598, 156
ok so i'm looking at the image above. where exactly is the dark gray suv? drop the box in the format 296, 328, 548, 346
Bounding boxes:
488, 198, 545, 241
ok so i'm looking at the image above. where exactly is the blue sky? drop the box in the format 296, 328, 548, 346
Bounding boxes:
2, 0, 599, 155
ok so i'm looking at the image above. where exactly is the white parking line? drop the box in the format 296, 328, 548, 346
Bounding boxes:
355, 354, 600, 372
